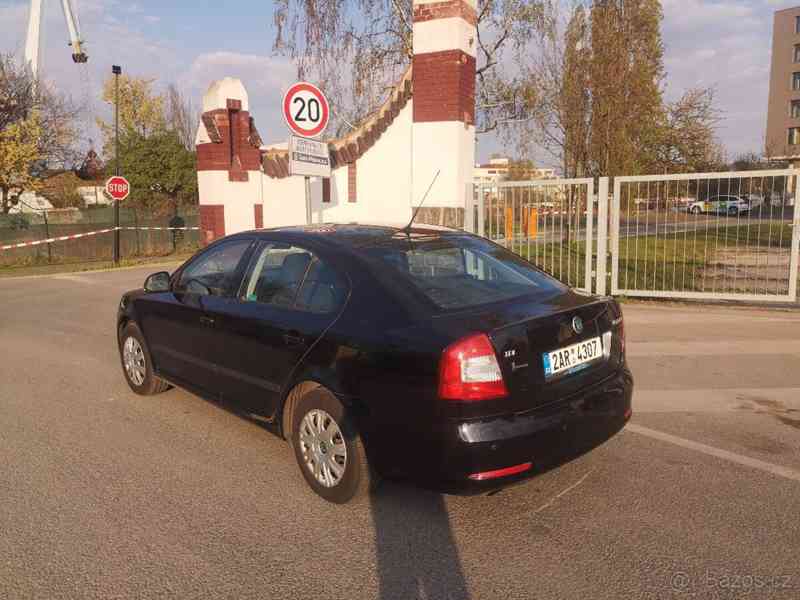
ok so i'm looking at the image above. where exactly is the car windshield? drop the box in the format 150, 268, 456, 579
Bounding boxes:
360, 234, 565, 310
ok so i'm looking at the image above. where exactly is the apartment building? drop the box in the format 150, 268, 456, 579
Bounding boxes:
766, 6, 800, 159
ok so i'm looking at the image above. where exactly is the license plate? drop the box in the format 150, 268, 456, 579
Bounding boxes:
543, 337, 602, 379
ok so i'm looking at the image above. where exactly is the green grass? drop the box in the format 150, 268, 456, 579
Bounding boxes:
504, 222, 795, 294
510, 239, 590, 289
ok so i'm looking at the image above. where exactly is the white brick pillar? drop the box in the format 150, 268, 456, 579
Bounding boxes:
411, 0, 477, 225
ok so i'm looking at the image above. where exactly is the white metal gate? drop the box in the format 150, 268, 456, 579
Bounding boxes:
469, 179, 595, 293
608, 170, 800, 302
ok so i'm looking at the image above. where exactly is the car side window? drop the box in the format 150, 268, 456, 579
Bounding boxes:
243, 244, 347, 313
176, 239, 252, 297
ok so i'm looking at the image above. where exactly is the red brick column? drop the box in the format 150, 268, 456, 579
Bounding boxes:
199, 205, 225, 244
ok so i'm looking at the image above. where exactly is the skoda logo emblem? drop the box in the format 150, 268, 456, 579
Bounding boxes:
572, 316, 584, 335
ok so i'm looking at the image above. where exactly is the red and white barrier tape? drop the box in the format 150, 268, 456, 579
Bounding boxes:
0, 226, 200, 252
118, 226, 201, 231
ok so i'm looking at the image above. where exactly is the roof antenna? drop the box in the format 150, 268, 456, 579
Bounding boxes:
401, 169, 440, 234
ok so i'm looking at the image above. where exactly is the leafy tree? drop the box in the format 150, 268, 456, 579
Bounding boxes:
588, 0, 665, 177
97, 75, 166, 158
730, 152, 786, 172
0, 114, 42, 214
271, 0, 547, 136
517, 1, 722, 177
111, 130, 197, 216
507, 159, 535, 181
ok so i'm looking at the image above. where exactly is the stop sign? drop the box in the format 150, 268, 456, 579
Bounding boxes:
105, 176, 130, 201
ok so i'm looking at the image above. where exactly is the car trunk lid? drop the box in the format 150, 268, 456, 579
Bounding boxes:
432, 290, 624, 418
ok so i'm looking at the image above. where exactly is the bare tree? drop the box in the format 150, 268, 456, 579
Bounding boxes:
165, 83, 196, 151
652, 87, 724, 173
271, 0, 547, 136
0, 53, 82, 169
504, 2, 590, 178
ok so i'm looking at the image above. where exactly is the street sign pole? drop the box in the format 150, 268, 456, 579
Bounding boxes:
305, 176, 312, 225
112, 65, 121, 265
282, 82, 331, 226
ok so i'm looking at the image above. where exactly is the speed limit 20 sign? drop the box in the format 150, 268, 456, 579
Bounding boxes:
282, 82, 330, 138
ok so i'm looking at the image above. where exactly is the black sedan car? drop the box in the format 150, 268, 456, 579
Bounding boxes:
117, 224, 632, 503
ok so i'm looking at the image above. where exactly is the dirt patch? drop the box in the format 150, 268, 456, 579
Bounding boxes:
734, 395, 800, 431
698, 247, 793, 295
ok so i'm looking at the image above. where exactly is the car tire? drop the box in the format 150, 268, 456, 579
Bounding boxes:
291, 388, 375, 504
691, 206, 701, 215
119, 322, 169, 396
728, 206, 738, 216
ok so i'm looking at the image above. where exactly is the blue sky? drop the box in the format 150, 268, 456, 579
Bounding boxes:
1, 0, 795, 166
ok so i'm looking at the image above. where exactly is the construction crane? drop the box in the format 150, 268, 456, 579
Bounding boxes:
24, 0, 88, 81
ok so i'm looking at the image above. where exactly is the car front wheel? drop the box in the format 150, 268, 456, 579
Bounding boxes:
291, 388, 375, 503
690, 206, 701, 215
119, 322, 169, 395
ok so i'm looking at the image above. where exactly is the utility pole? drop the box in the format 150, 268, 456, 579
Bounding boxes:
112, 64, 121, 264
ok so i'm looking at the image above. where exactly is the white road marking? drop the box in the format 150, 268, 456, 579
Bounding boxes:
634, 388, 800, 413
532, 469, 594, 514
625, 423, 800, 483
627, 340, 800, 357
624, 313, 800, 325
52, 274, 96, 285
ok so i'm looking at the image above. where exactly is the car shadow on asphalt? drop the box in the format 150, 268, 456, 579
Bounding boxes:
369, 483, 471, 600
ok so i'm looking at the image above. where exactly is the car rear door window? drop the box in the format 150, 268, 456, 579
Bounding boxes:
175, 239, 252, 297
295, 258, 348, 313
243, 244, 312, 307
243, 244, 348, 313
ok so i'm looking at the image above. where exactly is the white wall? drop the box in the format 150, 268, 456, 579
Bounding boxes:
412, 121, 475, 210
198, 170, 261, 233
260, 103, 415, 228
260, 174, 307, 227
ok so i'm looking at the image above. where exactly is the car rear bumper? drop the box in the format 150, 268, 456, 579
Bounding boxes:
417, 367, 633, 494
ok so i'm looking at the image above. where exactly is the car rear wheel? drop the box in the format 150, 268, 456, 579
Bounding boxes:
119, 322, 169, 395
690, 206, 701, 215
291, 388, 374, 504
728, 206, 738, 216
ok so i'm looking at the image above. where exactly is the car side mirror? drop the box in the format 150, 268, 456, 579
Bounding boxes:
144, 271, 171, 293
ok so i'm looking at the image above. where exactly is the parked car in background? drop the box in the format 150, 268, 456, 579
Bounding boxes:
116, 224, 632, 503
688, 195, 750, 216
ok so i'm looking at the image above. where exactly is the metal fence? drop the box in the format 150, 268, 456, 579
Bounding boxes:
0, 206, 201, 269
471, 169, 800, 304
609, 170, 800, 302
471, 179, 595, 293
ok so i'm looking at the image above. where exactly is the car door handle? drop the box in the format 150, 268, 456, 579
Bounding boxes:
283, 332, 305, 347
199, 315, 215, 327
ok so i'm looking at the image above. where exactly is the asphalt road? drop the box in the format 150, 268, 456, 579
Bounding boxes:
2, 265, 800, 599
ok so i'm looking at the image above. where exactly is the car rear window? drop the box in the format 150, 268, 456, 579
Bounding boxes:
361, 234, 564, 310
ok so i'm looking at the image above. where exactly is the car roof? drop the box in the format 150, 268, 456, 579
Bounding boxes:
248, 223, 467, 248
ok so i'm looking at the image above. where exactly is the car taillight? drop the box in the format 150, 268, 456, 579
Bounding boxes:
438, 333, 508, 401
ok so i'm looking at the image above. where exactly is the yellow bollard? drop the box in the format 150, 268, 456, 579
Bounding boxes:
528, 207, 538, 237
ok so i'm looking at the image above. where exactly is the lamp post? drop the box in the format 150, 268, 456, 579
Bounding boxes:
112, 64, 121, 264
